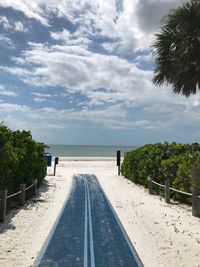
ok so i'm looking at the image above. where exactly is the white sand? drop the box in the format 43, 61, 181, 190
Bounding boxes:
0, 159, 200, 267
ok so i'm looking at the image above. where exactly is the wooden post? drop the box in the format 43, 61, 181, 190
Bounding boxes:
19, 184, 26, 206
148, 177, 153, 194
165, 179, 170, 203
116, 151, 121, 176
0, 189, 7, 221
32, 180, 38, 196
53, 160, 56, 176
118, 166, 120, 176
192, 187, 200, 217
53, 157, 59, 176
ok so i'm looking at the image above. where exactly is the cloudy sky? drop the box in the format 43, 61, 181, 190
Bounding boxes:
0, 0, 199, 146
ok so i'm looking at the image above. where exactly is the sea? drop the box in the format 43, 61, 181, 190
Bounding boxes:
45, 145, 137, 157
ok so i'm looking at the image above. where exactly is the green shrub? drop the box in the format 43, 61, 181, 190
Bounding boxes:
121, 142, 200, 203
0, 123, 47, 191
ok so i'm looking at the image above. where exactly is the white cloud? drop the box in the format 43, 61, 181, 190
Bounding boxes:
70, 104, 126, 122
0, 84, 17, 96
31, 92, 57, 103
0, 15, 27, 32
0, 0, 199, 141
143, 104, 173, 115
0, 42, 152, 104
0, 0, 49, 26
33, 97, 46, 102
0, 35, 14, 48
31, 92, 52, 97
98, 0, 187, 54
0, 98, 167, 133
134, 53, 154, 64
14, 21, 27, 32
50, 29, 70, 43
0, 16, 11, 30
0, 102, 29, 112
50, 29, 92, 49
0, 0, 186, 53
1, 40, 196, 110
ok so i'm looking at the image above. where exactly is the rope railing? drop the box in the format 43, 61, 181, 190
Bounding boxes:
152, 180, 165, 188
150, 178, 194, 196
148, 177, 200, 217
0, 182, 36, 201
169, 187, 192, 197
0, 180, 38, 221
25, 183, 35, 191
6, 190, 22, 199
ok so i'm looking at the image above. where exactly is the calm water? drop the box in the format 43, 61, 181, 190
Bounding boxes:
45, 145, 136, 157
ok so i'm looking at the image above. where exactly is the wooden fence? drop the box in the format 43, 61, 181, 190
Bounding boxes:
148, 177, 200, 217
0, 180, 38, 221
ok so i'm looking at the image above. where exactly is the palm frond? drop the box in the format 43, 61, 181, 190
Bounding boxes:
152, 0, 200, 97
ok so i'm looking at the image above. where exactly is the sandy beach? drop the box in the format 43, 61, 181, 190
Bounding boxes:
0, 158, 200, 267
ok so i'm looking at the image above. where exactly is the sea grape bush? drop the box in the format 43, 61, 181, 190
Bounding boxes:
0, 123, 47, 191
121, 142, 200, 202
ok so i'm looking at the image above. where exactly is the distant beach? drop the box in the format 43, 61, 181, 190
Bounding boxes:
45, 144, 137, 157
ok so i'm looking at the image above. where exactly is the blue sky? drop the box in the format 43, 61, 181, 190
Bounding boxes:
0, 0, 199, 146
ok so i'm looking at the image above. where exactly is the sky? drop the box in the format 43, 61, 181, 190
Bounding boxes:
0, 0, 199, 146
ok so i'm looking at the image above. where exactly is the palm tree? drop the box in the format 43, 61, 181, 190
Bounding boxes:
152, 0, 200, 97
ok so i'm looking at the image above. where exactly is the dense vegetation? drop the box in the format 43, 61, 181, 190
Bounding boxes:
121, 142, 200, 202
0, 123, 47, 192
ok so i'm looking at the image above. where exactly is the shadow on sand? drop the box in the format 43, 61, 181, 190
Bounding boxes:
0, 179, 51, 234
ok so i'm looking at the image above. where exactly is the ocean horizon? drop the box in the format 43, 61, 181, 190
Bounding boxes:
45, 144, 137, 157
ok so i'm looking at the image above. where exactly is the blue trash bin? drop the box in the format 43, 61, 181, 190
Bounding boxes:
46, 153, 52, 166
